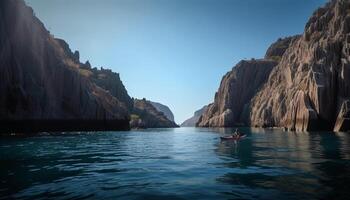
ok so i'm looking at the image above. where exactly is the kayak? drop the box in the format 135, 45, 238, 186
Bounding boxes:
220, 134, 246, 141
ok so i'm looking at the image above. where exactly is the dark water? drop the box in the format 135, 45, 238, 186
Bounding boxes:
1, 128, 350, 200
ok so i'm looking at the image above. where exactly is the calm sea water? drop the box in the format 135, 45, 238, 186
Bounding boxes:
1, 127, 350, 200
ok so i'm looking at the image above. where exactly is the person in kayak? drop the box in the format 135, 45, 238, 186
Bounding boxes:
232, 129, 240, 138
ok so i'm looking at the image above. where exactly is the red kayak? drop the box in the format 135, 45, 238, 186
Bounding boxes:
220, 134, 246, 141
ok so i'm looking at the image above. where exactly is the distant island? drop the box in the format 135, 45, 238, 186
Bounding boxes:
197, 0, 350, 132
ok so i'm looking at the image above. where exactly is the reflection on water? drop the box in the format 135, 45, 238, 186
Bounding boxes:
0, 128, 350, 200
215, 128, 350, 199
310, 133, 350, 199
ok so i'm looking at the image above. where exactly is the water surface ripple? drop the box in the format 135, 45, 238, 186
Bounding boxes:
1, 128, 350, 199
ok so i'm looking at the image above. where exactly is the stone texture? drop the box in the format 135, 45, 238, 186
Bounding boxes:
0, 0, 177, 130
90, 67, 133, 110
197, 59, 278, 127
265, 35, 300, 61
181, 105, 208, 127
0, 0, 130, 124
198, 0, 350, 132
334, 100, 350, 131
150, 101, 175, 122
249, 0, 350, 131
130, 99, 179, 128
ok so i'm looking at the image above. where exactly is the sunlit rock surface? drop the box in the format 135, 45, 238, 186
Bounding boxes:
197, 59, 278, 127
250, 0, 350, 131
199, 0, 350, 132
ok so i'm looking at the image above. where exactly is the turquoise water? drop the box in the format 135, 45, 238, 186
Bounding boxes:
1, 127, 350, 200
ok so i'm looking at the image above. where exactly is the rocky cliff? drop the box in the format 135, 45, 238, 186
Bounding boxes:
181, 105, 208, 127
198, 0, 350, 132
149, 101, 175, 122
265, 36, 300, 61
0, 0, 132, 131
89, 67, 134, 111
130, 99, 179, 128
197, 59, 279, 127
249, 0, 350, 131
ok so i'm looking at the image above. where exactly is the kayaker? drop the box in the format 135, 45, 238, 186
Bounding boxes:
233, 129, 239, 137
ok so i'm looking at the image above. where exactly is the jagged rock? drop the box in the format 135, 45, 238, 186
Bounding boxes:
73, 50, 80, 62
265, 35, 300, 61
90, 69, 133, 110
55, 39, 80, 63
197, 59, 278, 127
130, 99, 178, 128
149, 101, 175, 122
198, 0, 350, 132
249, 0, 350, 131
84, 61, 92, 69
181, 105, 208, 127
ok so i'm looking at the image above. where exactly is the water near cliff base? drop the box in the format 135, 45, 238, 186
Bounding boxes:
1, 128, 350, 200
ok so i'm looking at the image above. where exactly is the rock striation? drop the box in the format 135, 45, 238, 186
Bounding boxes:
181, 106, 208, 127
130, 99, 179, 128
0, 0, 179, 132
149, 101, 175, 122
0, 0, 132, 132
198, 0, 350, 132
249, 0, 350, 131
265, 36, 300, 61
197, 59, 279, 127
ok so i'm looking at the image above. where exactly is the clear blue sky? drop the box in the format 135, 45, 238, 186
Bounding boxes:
25, 0, 326, 124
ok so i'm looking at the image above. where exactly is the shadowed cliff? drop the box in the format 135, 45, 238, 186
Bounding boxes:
0, 0, 173, 132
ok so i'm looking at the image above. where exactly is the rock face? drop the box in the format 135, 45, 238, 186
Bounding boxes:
249, 0, 350, 131
181, 106, 208, 127
265, 36, 300, 61
197, 59, 278, 127
89, 67, 134, 110
0, 0, 131, 131
198, 0, 350, 132
197, 36, 296, 128
130, 99, 179, 128
334, 100, 350, 131
149, 101, 175, 122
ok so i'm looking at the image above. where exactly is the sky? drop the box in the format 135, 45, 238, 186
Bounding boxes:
25, 0, 326, 124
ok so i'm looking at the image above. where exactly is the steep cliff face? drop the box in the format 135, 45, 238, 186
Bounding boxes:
197, 59, 278, 127
181, 105, 208, 127
265, 36, 301, 61
149, 101, 175, 122
198, 0, 349, 132
85, 66, 133, 111
0, 0, 131, 131
130, 99, 178, 128
197, 35, 296, 128
249, 0, 350, 131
